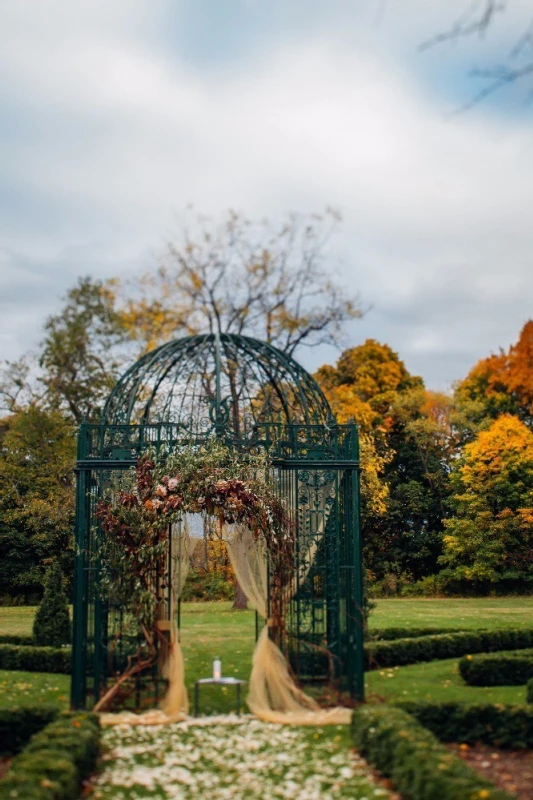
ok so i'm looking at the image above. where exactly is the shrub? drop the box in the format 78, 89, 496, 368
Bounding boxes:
0, 644, 71, 673
0, 706, 59, 756
352, 704, 510, 799
181, 571, 235, 602
399, 701, 533, 750
368, 626, 463, 641
0, 634, 34, 646
32, 562, 71, 647
365, 628, 533, 670
459, 650, 533, 686
0, 712, 100, 800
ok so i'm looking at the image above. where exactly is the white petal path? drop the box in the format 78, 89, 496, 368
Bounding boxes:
91, 716, 392, 800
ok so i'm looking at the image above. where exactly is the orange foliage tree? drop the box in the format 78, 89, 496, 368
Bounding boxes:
456, 321, 533, 427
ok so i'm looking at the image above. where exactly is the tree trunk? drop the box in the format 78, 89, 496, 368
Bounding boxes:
232, 580, 248, 610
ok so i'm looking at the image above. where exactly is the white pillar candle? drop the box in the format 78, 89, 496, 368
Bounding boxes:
213, 658, 221, 680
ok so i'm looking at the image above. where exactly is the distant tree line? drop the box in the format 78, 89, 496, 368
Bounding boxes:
318, 322, 533, 595
0, 210, 531, 602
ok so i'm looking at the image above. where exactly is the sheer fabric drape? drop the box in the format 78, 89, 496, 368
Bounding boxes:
222, 521, 352, 725
160, 518, 198, 719
101, 519, 198, 726
102, 505, 353, 727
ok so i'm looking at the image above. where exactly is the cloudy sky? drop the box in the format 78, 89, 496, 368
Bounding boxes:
1, 0, 532, 390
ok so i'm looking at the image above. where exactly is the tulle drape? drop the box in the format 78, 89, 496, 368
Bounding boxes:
101, 519, 198, 726
222, 522, 352, 725
102, 505, 353, 727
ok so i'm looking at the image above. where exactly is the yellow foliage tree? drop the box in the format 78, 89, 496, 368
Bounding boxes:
441, 414, 533, 586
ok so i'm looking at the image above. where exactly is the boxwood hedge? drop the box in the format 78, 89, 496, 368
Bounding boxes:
459, 650, 533, 686
366, 628, 533, 670
0, 706, 59, 756
0, 712, 100, 800
0, 644, 71, 674
0, 634, 34, 646
352, 704, 511, 799
368, 626, 463, 641
398, 701, 533, 750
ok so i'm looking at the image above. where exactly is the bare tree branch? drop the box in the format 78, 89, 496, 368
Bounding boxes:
119, 209, 363, 359
420, 0, 506, 51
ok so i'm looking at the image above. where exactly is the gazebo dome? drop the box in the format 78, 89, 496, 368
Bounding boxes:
102, 333, 333, 435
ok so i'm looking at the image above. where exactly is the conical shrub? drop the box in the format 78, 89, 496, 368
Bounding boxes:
32, 562, 71, 647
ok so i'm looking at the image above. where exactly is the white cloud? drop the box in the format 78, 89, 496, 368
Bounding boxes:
0, 0, 532, 389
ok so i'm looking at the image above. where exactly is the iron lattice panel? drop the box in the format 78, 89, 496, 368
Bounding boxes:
71, 422, 363, 709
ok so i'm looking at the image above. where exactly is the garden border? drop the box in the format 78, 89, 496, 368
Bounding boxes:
352, 704, 512, 799
397, 700, 533, 749
0, 712, 100, 800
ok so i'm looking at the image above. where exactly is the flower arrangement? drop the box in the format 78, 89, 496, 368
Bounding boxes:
94, 440, 293, 711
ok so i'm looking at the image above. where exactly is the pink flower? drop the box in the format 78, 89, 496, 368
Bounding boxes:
168, 477, 179, 491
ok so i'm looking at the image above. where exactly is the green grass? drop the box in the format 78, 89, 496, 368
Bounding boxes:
2, 599, 533, 714
181, 602, 256, 714
5, 597, 533, 639
0, 670, 70, 708
0, 606, 40, 636
369, 597, 533, 630
366, 658, 527, 704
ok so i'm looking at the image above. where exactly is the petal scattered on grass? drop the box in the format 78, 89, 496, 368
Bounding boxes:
92, 718, 391, 799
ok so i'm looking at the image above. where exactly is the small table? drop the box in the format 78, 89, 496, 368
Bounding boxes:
194, 677, 247, 717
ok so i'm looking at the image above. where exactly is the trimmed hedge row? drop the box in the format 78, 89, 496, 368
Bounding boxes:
0, 634, 34, 646
527, 678, 533, 703
398, 701, 533, 750
352, 704, 510, 800
366, 628, 533, 670
368, 626, 463, 641
2, 628, 533, 677
459, 650, 533, 686
0, 644, 71, 674
0, 706, 59, 756
0, 712, 100, 800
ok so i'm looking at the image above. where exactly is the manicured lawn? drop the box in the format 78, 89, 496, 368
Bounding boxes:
92, 718, 391, 799
2, 599, 533, 714
180, 603, 256, 715
0, 606, 40, 637
5, 597, 533, 639
0, 670, 70, 707
369, 597, 533, 630
366, 658, 526, 704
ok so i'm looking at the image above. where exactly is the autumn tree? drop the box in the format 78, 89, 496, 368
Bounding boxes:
316, 339, 418, 558
316, 340, 453, 582
116, 209, 363, 608
440, 414, 533, 589
456, 320, 533, 428
39, 276, 127, 423
0, 406, 76, 601
316, 338, 422, 433
117, 209, 361, 354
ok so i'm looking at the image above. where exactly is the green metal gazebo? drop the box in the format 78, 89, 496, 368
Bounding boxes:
71, 333, 364, 709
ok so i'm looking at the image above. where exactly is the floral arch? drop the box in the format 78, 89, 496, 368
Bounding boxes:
71, 333, 364, 720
